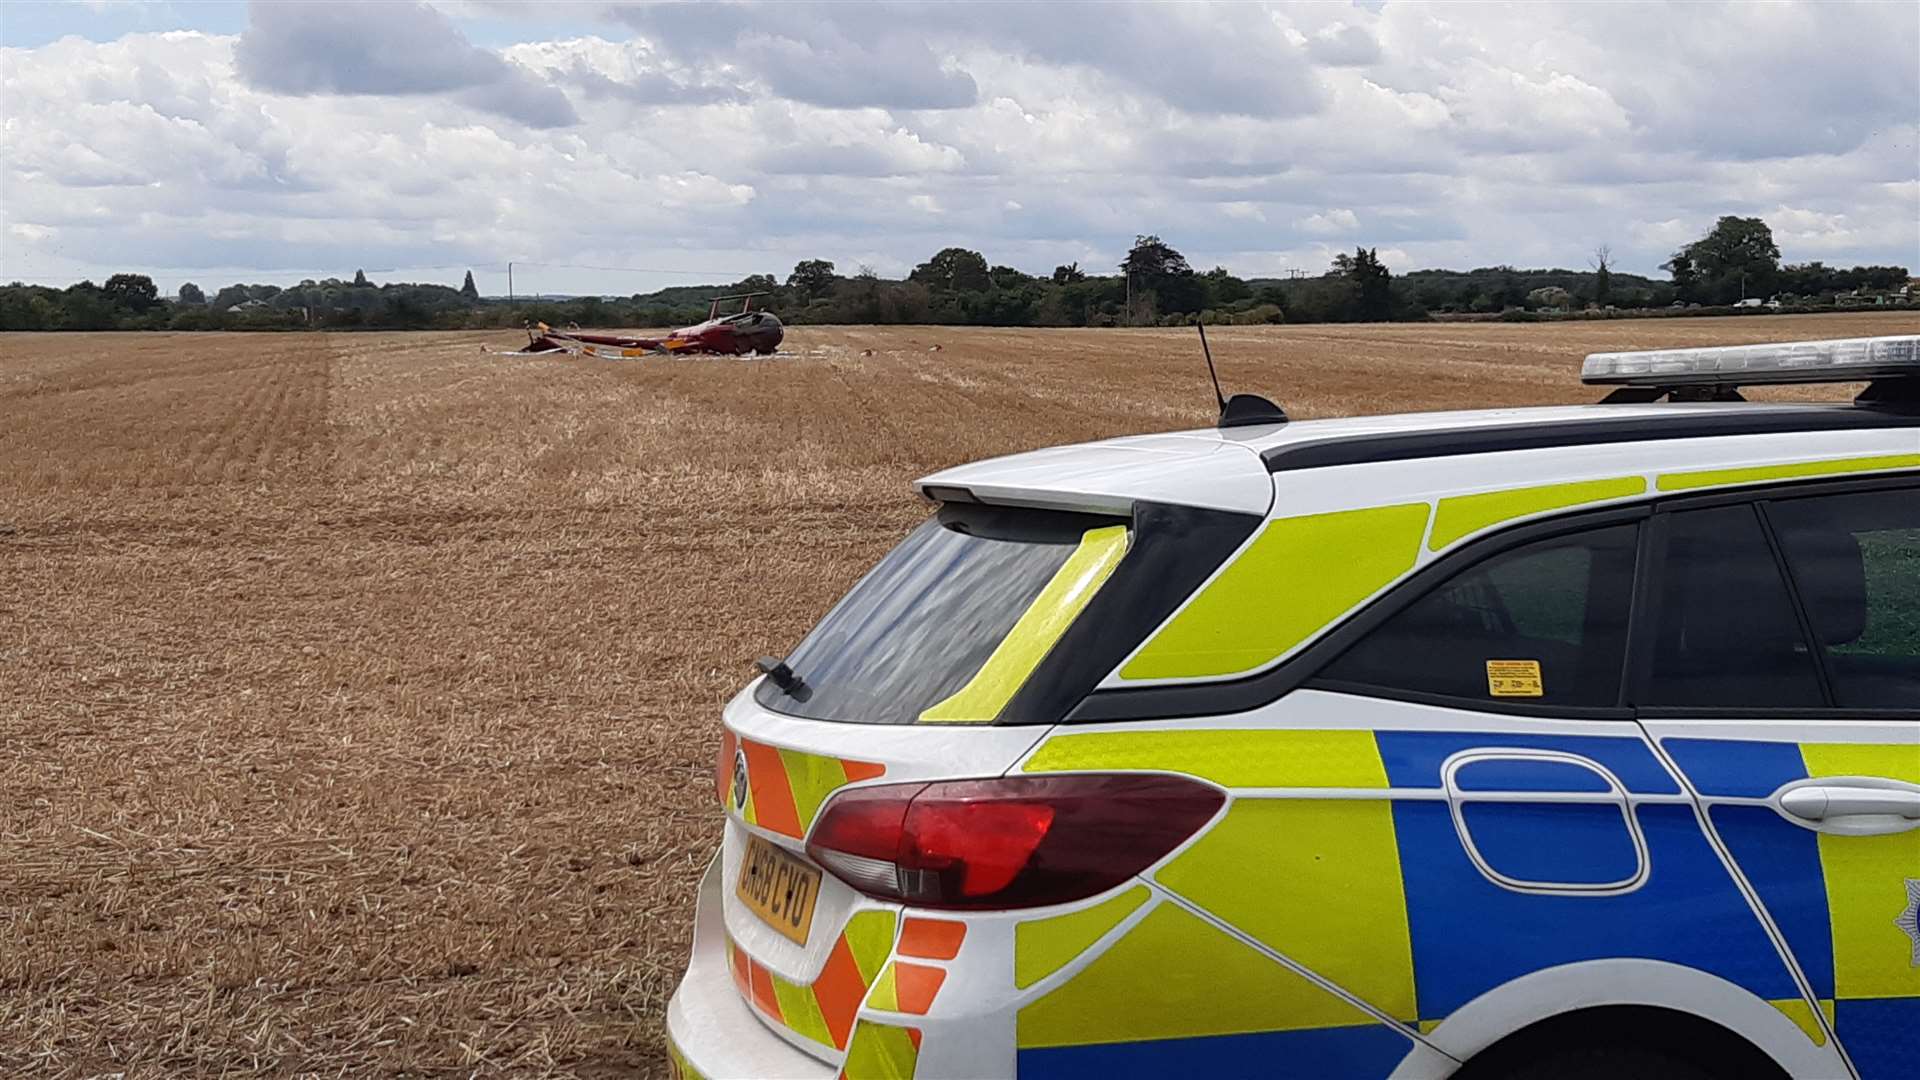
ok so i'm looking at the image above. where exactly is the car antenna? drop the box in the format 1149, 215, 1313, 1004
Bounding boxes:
1198, 321, 1228, 414
1198, 322, 1289, 428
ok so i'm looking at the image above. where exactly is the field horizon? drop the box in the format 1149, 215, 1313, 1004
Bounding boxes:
4, 311, 1917, 1076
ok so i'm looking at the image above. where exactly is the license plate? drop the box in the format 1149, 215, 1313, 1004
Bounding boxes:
736, 835, 821, 945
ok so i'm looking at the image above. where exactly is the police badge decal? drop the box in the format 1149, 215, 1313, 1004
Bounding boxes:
1898, 878, 1920, 967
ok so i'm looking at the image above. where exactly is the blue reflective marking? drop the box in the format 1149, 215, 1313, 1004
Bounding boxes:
1661, 738, 1807, 798
1453, 757, 1613, 793
1459, 801, 1640, 885
1377, 731, 1680, 794
1016, 1023, 1412, 1079
1835, 997, 1920, 1080
1395, 801, 1796, 1019
1709, 804, 1834, 999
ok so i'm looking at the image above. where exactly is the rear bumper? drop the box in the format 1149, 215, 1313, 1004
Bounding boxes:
667, 855, 834, 1080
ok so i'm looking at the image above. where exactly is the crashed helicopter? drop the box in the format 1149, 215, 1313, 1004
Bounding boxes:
509, 292, 784, 358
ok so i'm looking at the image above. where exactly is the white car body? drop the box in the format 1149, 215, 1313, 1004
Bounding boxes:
668, 346, 1920, 1080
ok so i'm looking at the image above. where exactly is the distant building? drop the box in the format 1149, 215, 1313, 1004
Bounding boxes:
226, 298, 269, 312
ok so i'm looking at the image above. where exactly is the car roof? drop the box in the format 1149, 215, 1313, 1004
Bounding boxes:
918, 401, 1920, 518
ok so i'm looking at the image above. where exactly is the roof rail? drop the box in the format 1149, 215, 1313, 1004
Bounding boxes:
1583, 335, 1919, 405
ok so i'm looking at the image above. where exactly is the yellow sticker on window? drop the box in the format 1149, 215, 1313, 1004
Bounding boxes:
1486, 659, 1544, 697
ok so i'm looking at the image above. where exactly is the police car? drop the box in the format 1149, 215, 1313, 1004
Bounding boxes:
667, 335, 1920, 1080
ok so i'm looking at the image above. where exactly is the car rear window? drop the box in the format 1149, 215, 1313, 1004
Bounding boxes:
756, 504, 1129, 725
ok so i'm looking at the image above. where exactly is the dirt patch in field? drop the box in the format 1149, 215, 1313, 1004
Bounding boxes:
2, 312, 1913, 1076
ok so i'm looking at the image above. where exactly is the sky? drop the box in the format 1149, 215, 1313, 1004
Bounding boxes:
1, 0, 1916, 298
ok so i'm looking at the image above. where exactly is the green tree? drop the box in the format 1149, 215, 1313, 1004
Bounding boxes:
102, 273, 158, 312
1336, 247, 1393, 321
177, 282, 206, 306
1051, 262, 1085, 285
786, 259, 838, 302
460, 270, 479, 301
1121, 235, 1191, 280
989, 265, 1032, 289
909, 247, 991, 292
353, 269, 370, 287
1590, 245, 1612, 306
60, 281, 119, 328
1203, 267, 1250, 305
1666, 216, 1780, 304
1121, 235, 1202, 316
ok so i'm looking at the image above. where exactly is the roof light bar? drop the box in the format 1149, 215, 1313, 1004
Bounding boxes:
1582, 335, 1920, 387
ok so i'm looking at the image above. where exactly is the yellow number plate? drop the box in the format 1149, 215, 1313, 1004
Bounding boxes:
736, 835, 822, 945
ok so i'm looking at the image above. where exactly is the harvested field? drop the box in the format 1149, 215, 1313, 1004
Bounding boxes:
2, 311, 1915, 1077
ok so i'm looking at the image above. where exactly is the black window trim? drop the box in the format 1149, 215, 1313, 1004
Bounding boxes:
1067, 503, 1651, 723
1630, 471, 1920, 722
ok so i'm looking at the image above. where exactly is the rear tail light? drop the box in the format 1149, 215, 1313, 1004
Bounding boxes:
805, 774, 1224, 910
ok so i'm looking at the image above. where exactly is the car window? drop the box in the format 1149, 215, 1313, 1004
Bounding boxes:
1643, 504, 1824, 709
756, 505, 1126, 725
1318, 523, 1638, 707
1769, 486, 1920, 709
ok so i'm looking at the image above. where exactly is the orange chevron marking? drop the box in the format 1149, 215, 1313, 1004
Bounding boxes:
898, 918, 965, 960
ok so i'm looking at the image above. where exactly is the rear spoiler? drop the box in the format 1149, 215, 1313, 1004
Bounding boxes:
916, 436, 1275, 517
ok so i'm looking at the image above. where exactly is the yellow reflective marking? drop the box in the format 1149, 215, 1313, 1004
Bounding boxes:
1017, 902, 1378, 1048
1429, 476, 1646, 550
1656, 454, 1920, 492
1418, 1019, 1443, 1035
1122, 503, 1430, 680
1803, 742, 1920, 786
770, 972, 835, 1047
1015, 885, 1149, 989
1155, 798, 1417, 1022
921, 525, 1130, 723
780, 748, 852, 834
867, 962, 900, 1012
841, 1020, 921, 1080
843, 910, 898, 985
1768, 997, 1833, 1046
1802, 743, 1920, 1002
1023, 729, 1388, 789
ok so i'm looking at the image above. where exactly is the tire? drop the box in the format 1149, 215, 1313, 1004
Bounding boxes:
1472, 1045, 1719, 1080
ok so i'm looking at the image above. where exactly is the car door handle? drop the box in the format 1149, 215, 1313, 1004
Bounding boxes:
1780, 784, 1920, 821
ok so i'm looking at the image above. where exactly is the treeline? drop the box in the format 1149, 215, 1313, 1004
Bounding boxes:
0, 270, 492, 332
2, 217, 1909, 332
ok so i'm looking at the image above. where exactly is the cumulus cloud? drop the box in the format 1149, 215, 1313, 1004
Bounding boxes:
1307, 22, 1382, 66
604, 5, 979, 110
1, 1, 1915, 293
1298, 209, 1360, 235
234, 0, 577, 127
